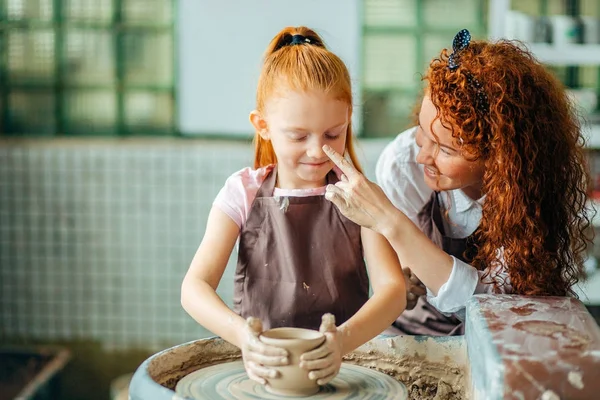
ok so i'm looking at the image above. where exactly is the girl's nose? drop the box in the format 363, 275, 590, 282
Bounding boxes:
306, 139, 326, 159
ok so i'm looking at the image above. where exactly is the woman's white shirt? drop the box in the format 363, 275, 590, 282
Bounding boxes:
375, 127, 510, 318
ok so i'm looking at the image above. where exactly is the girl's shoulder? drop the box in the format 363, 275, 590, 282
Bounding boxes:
224, 165, 274, 192
213, 165, 274, 228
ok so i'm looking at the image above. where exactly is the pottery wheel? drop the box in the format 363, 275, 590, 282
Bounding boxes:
175, 361, 407, 399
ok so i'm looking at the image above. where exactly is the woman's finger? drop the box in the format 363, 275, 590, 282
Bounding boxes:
410, 284, 427, 297
409, 273, 421, 285
322, 145, 361, 180
333, 181, 353, 195
324, 185, 349, 210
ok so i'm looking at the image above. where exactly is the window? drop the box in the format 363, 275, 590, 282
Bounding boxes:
0, 0, 176, 136
362, 0, 487, 137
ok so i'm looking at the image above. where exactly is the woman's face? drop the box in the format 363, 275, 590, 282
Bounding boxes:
415, 95, 485, 200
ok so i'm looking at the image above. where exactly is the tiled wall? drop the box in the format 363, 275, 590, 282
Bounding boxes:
0, 137, 389, 351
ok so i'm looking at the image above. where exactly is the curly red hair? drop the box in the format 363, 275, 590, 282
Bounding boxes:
424, 40, 593, 297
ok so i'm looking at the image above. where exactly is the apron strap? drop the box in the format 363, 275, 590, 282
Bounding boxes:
255, 165, 338, 198
256, 165, 278, 198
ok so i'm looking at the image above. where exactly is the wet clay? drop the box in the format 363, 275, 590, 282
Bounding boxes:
148, 339, 242, 390
176, 361, 407, 399
343, 348, 465, 400
148, 339, 465, 400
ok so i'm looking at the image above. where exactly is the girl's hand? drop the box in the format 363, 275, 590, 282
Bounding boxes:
322, 145, 397, 237
240, 317, 289, 384
404, 267, 427, 310
300, 314, 342, 385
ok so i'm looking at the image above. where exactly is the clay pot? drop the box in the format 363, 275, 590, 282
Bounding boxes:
259, 327, 326, 396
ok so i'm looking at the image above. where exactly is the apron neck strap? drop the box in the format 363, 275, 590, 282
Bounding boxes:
256, 165, 277, 198
256, 164, 338, 197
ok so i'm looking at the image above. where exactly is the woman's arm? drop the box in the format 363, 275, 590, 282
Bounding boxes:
181, 206, 248, 346
382, 211, 454, 295
338, 227, 407, 353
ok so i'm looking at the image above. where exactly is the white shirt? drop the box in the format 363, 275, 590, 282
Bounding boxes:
376, 127, 511, 317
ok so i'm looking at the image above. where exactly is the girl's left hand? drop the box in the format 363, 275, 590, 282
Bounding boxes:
299, 314, 342, 385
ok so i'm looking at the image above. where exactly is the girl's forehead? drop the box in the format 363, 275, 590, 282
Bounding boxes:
265, 90, 350, 116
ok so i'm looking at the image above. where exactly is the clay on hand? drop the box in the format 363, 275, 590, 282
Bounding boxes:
322, 145, 396, 236
404, 267, 427, 310
240, 317, 289, 385
299, 313, 343, 385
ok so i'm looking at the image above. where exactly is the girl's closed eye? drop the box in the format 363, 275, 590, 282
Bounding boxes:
287, 132, 307, 142
325, 126, 345, 140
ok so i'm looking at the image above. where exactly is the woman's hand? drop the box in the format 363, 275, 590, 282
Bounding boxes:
300, 314, 342, 385
322, 145, 397, 237
404, 267, 427, 310
240, 317, 289, 384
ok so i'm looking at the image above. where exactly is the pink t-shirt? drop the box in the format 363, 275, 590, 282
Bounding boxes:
213, 165, 334, 228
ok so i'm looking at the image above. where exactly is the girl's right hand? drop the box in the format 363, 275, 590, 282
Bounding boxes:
240, 317, 289, 384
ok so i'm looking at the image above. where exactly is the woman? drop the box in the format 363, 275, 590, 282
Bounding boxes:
322, 29, 593, 335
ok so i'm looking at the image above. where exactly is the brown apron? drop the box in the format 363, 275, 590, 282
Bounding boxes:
233, 166, 369, 330
390, 191, 479, 336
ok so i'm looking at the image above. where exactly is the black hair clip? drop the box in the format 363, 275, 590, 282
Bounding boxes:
448, 29, 471, 71
447, 29, 489, 112
289, 34, 311, 46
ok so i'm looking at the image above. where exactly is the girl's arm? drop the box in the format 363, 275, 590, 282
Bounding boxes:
181, 206, 248, 346
338, 227, 407, 354
300, 227, 406, 385
182, 206, 287, 384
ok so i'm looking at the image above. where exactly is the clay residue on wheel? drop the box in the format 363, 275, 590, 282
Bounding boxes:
343, 348, 465, 400
150, 339, 465, 399
148, 339, 241, 390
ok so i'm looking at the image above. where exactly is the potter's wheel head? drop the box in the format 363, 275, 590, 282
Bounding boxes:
176, 361, 407, 399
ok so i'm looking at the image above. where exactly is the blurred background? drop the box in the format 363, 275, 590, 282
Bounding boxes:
1, 0, 599, 399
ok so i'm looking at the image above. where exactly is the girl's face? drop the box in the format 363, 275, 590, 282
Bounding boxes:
415, 95, 485, 200
253, 89, 349, 189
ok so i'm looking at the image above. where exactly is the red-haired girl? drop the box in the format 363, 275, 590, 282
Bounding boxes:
181, 27, 406, 386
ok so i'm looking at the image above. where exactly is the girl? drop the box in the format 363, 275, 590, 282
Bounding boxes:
181, 27, 406, 386
323, 29, 592, 335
